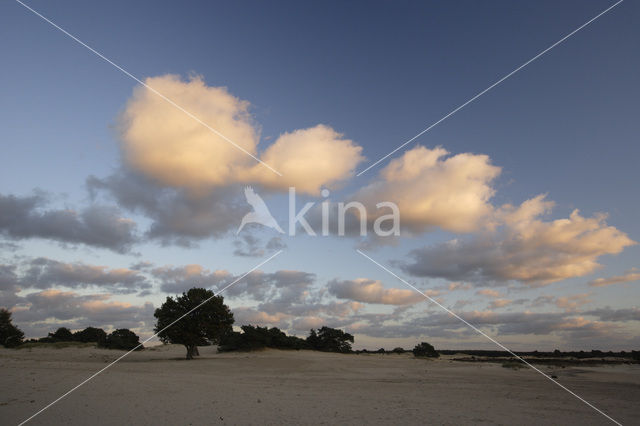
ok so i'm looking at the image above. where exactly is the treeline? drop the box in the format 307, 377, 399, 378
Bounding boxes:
219, 325, 354, 353
437, 349, 640, 360
1, 308, 143, 350
29, 326, 144, 351
354, 342, 440, 358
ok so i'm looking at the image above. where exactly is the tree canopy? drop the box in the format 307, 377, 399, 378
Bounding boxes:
219, 325, 308, 352
412, 342, 439, 358
0, 308, 24, 348
48, 327, 75, 342
306, 326, 354, 353
73, 327, 107, 346
104, 329, 142, 351
154, 288, 234, 359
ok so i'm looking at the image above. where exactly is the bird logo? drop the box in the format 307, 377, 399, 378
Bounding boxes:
237, 186, 284, 234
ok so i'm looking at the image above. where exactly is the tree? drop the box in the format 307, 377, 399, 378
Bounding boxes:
0, 308, 24, 348
48, 327, 74, 342
74, 327, 107, 346
105, 329, 142, 351
154, 288, 234, 359
306, 327, 354, 353
412, 342, 439, 358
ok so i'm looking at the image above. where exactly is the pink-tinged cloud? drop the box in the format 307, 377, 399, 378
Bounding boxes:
328, 278, 425, 305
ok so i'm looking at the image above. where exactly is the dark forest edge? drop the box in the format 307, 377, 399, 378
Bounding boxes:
3, 288, 640, 362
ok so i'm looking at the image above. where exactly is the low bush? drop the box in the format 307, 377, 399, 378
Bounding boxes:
413, 342, 439, 358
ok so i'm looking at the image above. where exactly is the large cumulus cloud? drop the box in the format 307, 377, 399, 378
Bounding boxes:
356, 146, 500, 233
118, 74, 363, 195
398, 195, 635, 285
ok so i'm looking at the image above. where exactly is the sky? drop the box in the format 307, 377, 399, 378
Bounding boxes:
0, 0, 638, 350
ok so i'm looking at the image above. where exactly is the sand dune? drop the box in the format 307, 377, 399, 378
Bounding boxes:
1, 345, 638, 425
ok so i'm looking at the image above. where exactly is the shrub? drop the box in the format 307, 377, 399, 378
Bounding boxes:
48, 327, 74, 342
0, 309, 24, 348
502, 360, 525, 370
105, 329, 143, 351
219, 325, 308, 352
306, 327, 354, 353
412, 342, 439, 358
74, 327, 107, 346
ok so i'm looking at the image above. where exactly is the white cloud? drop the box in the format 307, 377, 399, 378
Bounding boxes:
118, 75, 363, 195
119, 74, 259, 190
251, 125, 363, 195
356, 146, 500, 233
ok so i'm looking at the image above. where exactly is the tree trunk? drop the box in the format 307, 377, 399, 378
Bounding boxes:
185, 344, 195, 360
193, 346, 200, 357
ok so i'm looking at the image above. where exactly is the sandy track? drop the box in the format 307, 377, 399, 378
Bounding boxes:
1, 345, 638, 425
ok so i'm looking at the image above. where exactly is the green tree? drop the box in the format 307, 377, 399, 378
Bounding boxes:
412, 342, 439, 358
154, 288, 234, 359
105, 329, 142, 351
0, 308, 24, 348
306, 326, 354, 353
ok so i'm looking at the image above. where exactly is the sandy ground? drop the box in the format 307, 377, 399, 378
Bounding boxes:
1, 345, 638, 425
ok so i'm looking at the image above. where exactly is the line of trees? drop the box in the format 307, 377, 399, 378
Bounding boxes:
3, 289, 439, 360
30, 326, 143, 351
217, 325, 355, 354
0, 308, 142, 351
154, 288, 356, 358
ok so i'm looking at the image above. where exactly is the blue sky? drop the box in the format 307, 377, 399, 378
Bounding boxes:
0, 0, 638, 350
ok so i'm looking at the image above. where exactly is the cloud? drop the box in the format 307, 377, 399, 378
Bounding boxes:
233, 235, 286, 258
0, 264, 22, 308
118, 75, 363, 195
0, 192, 137, 252
476, 289, 502, 298
9, 289, 154, 338
554, 293, 592, 312
588, 268, 640, 287
229, 270, 316, 307
399, 195, 635, 285
251, 125, 364, 194
88, 171, 248, 244
232, 307, 290, 329
355, 146, 500, 233
328, 278, 424, 305
20, 257, 151, 294
119, 74, 259, 190
151, 264, 232, 294
584, 307, 640, 322
489, 299, 512, 309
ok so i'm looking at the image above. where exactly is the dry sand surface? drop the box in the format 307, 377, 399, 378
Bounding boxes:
1, 344, 638, 425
